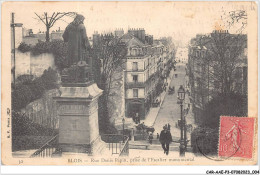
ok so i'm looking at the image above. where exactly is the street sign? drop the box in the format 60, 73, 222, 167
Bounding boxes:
10, 23, 23, 27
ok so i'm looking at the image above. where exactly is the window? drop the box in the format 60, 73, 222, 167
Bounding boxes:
133, 75, 138, 82
133, 89, 138, 98
133, 62, 138, 71
71, 120, 77, 129
131, 48, 137, 56
196, 51, 199, 57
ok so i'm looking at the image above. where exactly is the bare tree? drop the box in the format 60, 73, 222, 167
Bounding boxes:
193, 10, 248, 98
208, 10, 248, 94
207, 32, 247, 95
93, 34, 127, 132
190, 30, 246, 108
34, 12, 77, 42
99, 34, 127, 100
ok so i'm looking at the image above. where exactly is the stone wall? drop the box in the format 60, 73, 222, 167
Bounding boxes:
13, 50, 56, 79
12, 49, 31, 78
30, 53, 56, 77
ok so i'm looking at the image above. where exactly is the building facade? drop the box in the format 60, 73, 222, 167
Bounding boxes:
91, 29, 175, 121
122, 29, 174, 119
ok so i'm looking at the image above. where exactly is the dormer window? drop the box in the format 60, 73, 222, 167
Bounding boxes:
131, 48, 137, 56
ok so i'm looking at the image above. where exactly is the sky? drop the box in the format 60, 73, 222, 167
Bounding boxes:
11, 1, 251, 47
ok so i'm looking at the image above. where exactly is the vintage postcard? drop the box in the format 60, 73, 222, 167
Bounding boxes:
1, 1, 258, 166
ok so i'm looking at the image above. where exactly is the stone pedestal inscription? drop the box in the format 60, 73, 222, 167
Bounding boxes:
54, 83, 104, 155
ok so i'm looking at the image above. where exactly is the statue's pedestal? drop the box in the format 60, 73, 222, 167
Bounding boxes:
54, 83, 105, 155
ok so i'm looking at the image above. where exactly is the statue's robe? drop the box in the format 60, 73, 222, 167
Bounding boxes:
62, 22, 91, 66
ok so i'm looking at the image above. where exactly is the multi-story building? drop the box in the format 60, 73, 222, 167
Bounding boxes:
92, 29, 175, 121
188, 44, 212, 122
121, 29, 173, 119
22, 27, 65, 46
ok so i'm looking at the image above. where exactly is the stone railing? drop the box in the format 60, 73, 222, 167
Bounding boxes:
119, 136, 129, 157
101, 134, 129, 156
30, 134, 59, 158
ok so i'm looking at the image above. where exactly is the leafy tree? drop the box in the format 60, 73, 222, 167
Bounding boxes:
31, 41, 52, 55
50, 40, 69, 70
18, 42, 32, 53
16, 74, 33, 85
12, 68, 58, 111
21, 40, 69, 70
12, 84, 34, 110
191, 127, 219, 155
200, 93, 247, 129
12, 111, 57, 136
41, 68, 58, 89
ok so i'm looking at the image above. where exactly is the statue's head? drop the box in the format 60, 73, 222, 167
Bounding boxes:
73, 14, 85, 25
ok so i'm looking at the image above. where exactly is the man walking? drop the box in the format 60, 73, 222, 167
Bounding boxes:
136, 113, 140, 124
159, 125, 173, 155
148, 132, 153, 145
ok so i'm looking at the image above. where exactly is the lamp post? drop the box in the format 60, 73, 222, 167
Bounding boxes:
10, 13, 23, 87
178, 85, 186, 156
122, 117, 125, 143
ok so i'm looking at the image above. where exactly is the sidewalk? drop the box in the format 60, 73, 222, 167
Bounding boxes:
141, 70, 175, 127
184, 95, 195, 126
183, 74, 196, 127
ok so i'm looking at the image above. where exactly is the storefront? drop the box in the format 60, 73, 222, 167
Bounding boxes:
125, 98, 146, 119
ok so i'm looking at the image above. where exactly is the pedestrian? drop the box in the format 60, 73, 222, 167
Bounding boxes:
132, 114, 136, 123
137, 113, 140, 124
135, 113, 140, 124
159, 125, 173, 155
148, 132, 153, 145
167, 123, 171, 131
128, 132, 132, 140
157, 133, 159, 139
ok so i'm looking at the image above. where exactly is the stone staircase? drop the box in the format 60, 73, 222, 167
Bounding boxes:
129, 138, 192, 152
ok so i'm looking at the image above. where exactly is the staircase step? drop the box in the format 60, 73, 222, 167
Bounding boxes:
129, 140, 192, 152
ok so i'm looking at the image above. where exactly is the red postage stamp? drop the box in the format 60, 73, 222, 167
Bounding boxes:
218, 116, 255, 159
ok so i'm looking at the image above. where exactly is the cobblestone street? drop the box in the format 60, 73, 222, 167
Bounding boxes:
153, 48, 195, 143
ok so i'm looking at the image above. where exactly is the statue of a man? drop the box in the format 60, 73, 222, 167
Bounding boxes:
62, 14, 91, 66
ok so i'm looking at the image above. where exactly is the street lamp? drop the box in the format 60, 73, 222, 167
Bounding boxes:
178, 85, 186, 156
10, 13, 23, 87
122, 117, 125, 143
